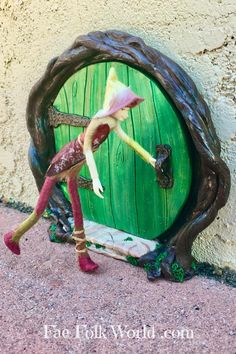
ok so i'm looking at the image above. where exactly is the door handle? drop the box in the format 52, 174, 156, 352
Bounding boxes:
155, 144, 173, 189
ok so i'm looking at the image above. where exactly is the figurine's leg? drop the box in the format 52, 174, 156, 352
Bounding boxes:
67, 176, 98, 272
4, 176, 56, 255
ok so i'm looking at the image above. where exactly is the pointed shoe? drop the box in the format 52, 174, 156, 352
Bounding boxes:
4, 231, 21, 255
78, 255, 99, 272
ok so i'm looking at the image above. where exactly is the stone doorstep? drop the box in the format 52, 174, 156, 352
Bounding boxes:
83, 219, 157, 261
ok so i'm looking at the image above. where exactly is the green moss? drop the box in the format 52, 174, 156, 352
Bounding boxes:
42, 208, 52, 219
171, 262, 185, 282
85, 241, 105, 249
94, 243, 105, 249
49, 224, 57, 231
126, 255, 139, 266
191, 260, 197, 271
154, 251, 168, 269
49, 232, 65, 243
155, 243, 163, 250
144, 263, 153, 272
124, 237, 133, 241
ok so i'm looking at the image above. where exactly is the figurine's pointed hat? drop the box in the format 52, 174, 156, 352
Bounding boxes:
94, 67, 144, 118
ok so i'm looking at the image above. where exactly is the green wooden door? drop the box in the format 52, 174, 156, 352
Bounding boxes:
53, 62, 192, 240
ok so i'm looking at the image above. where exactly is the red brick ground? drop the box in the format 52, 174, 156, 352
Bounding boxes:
0, 205, 235, 354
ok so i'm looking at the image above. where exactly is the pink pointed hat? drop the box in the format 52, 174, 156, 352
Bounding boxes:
94, 67, 144, 118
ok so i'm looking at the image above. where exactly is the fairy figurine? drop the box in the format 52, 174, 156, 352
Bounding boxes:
4, 67, 157, 272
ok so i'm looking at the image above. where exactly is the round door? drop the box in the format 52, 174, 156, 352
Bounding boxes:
53, 61, 192, 240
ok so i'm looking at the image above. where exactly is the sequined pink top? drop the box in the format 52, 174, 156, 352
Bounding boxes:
46, 124, 110, 177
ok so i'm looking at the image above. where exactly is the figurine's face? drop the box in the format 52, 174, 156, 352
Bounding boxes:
112, 107, 130, 121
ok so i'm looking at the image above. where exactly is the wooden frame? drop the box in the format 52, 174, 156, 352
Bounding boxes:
26, 30, 230, 280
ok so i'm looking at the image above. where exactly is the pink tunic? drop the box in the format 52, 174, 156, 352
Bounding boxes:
46, 124, 110, 177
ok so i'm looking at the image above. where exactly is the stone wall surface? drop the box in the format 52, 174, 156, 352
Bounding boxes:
0, 0, 235, 269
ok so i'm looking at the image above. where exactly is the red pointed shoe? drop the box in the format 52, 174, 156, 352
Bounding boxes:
3, 231, 21, 255
78, 255, 99, 272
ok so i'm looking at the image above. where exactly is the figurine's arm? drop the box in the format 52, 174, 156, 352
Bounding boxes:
114, 124, 156, 167
83, 119, 104, 199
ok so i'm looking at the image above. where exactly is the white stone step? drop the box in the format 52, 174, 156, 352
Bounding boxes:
83, 219, 157, 261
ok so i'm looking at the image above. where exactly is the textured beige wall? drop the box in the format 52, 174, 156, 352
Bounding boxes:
0, 0, 235, 269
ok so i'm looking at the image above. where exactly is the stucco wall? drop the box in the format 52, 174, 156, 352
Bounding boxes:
0, 0, 235, 269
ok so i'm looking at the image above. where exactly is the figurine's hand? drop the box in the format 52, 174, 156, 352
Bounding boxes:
149, 157, 156, 168
92, 178, 104, 199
